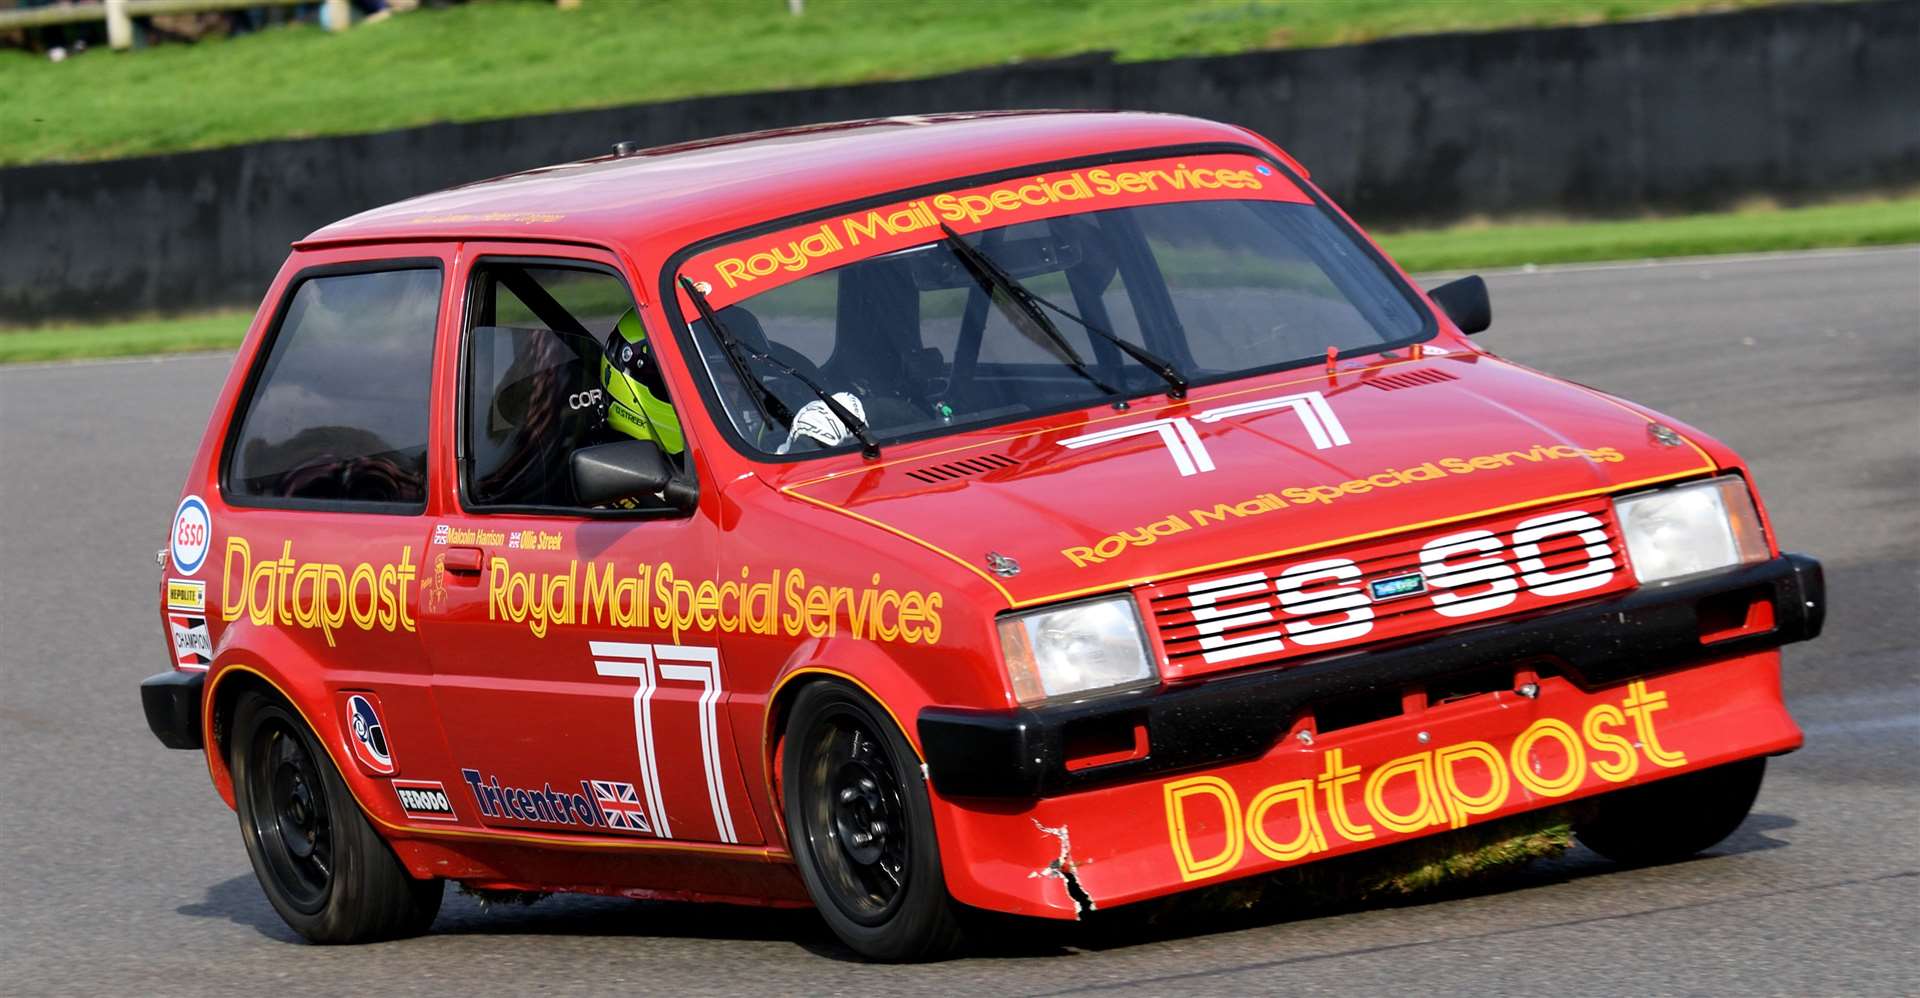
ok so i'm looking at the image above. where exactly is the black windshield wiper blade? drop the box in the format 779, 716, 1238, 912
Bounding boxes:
938, 224, 1119, 398
679, 277, 880, 459
939, 223, 1188, 400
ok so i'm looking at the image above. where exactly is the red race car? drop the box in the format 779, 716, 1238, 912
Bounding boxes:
141, 111, 1823, 960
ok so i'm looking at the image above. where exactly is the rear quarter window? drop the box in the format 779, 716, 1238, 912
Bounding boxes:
226, 267, 442, 509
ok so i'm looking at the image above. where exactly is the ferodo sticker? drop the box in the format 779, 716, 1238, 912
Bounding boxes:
392, 779, 457, 822
683, 153, 1308, 308
169, 495, 211, 576
340, 692, 397, 776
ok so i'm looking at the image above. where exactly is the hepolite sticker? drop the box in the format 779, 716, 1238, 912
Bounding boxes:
169, 495, 212, 576
165, 579, 206, 613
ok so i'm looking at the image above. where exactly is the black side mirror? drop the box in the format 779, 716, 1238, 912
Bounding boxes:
571, 439, 698, 513
1428, 275, 1491, 335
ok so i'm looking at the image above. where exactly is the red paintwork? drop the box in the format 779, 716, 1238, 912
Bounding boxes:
162, 112, 1801, 919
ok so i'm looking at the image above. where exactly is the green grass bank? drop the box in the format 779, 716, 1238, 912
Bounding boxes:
2, 0, 1793, 166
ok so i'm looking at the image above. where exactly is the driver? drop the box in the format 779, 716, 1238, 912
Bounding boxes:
599, 309, 685, 457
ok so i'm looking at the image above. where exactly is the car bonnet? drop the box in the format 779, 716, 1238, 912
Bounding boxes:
772, 350, 1719, 608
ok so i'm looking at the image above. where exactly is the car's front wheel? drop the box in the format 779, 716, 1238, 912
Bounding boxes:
780, 681, 964, 961
1576, 756, 1767, 866
230, 691, 442, 943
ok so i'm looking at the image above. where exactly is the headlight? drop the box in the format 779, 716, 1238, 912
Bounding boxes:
1613, 476, 1768, 584
997, 595, 1157, 704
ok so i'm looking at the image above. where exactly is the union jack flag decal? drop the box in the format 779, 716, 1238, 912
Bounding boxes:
591, 779, 651, 833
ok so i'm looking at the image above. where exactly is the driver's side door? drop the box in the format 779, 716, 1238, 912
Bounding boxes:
417, 249, 756, 847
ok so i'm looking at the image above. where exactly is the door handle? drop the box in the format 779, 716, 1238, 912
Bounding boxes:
444, 546, 486, 575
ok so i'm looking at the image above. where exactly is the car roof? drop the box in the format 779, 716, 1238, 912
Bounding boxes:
297, 110, 1278, 271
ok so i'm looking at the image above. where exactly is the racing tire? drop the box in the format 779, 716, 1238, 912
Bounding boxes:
1576, 756, 1767, 866
230, 692, 443, 943
781, 681, 965, 962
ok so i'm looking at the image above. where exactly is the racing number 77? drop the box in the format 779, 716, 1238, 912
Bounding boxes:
590, 641, 739, 844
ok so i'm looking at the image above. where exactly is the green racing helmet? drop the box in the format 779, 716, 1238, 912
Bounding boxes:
600, 309, 685, 455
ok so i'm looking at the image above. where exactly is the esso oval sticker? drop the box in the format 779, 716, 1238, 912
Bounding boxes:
169, 495, 212, 576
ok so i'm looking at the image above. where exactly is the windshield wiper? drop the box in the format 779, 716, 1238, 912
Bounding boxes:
679, 276, 881, 459
939, 223, 1188, 400
938, 224, 1118, 397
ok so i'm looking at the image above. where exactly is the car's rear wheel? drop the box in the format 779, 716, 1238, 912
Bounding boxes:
781, 681, 964, 962
231, 691, 442, 943
1576, 756, 1767, 865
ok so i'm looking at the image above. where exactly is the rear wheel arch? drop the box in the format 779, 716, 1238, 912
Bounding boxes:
204, 660, 347, 814
210, 668, 276, 770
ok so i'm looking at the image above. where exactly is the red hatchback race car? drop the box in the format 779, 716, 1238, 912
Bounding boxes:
141, 111, 1823, 961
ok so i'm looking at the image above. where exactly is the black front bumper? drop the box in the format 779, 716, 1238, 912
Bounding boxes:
919, 553, 1824, 799
141, 669, 205, 750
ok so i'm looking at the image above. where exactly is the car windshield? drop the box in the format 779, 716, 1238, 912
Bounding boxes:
675, 153, 1429, 458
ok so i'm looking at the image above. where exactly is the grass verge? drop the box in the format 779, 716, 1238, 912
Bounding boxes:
3, 0, 1791, 166
1377, 195, 1920, 272
0, 310, 255, 364
5, 195, 1914, 364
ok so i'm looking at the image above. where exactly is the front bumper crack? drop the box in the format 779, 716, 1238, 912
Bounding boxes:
1028, 818, 1095, 917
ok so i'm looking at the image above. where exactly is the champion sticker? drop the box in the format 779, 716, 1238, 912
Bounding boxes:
169, 495, 212, 576
169, 614, 211, 669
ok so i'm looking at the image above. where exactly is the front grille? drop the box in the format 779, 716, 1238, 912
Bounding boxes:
1144, 498, 1632, 680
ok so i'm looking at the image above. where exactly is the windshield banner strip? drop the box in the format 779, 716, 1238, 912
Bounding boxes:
680, 153, 1308, 308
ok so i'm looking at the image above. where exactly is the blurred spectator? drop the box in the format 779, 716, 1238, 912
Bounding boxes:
9, 0, 106, 60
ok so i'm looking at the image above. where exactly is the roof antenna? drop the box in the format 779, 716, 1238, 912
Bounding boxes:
612, 141, 641, 157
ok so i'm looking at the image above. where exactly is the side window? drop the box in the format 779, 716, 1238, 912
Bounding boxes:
227, 268, 441, 508
464, 263, 682, 510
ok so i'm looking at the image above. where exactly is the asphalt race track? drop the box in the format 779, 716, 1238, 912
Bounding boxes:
3, 247, 1915, 996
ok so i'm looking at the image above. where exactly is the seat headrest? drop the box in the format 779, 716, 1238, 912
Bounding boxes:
714, 306, 771, 353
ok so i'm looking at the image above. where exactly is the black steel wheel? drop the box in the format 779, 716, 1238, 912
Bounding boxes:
246, 714, 335, 913
231, 692, 442, 943
1577, 756, 1767, 866
782, 682, 964, 961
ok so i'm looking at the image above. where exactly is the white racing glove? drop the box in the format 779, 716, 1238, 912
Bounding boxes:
778, 393, 868, 454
